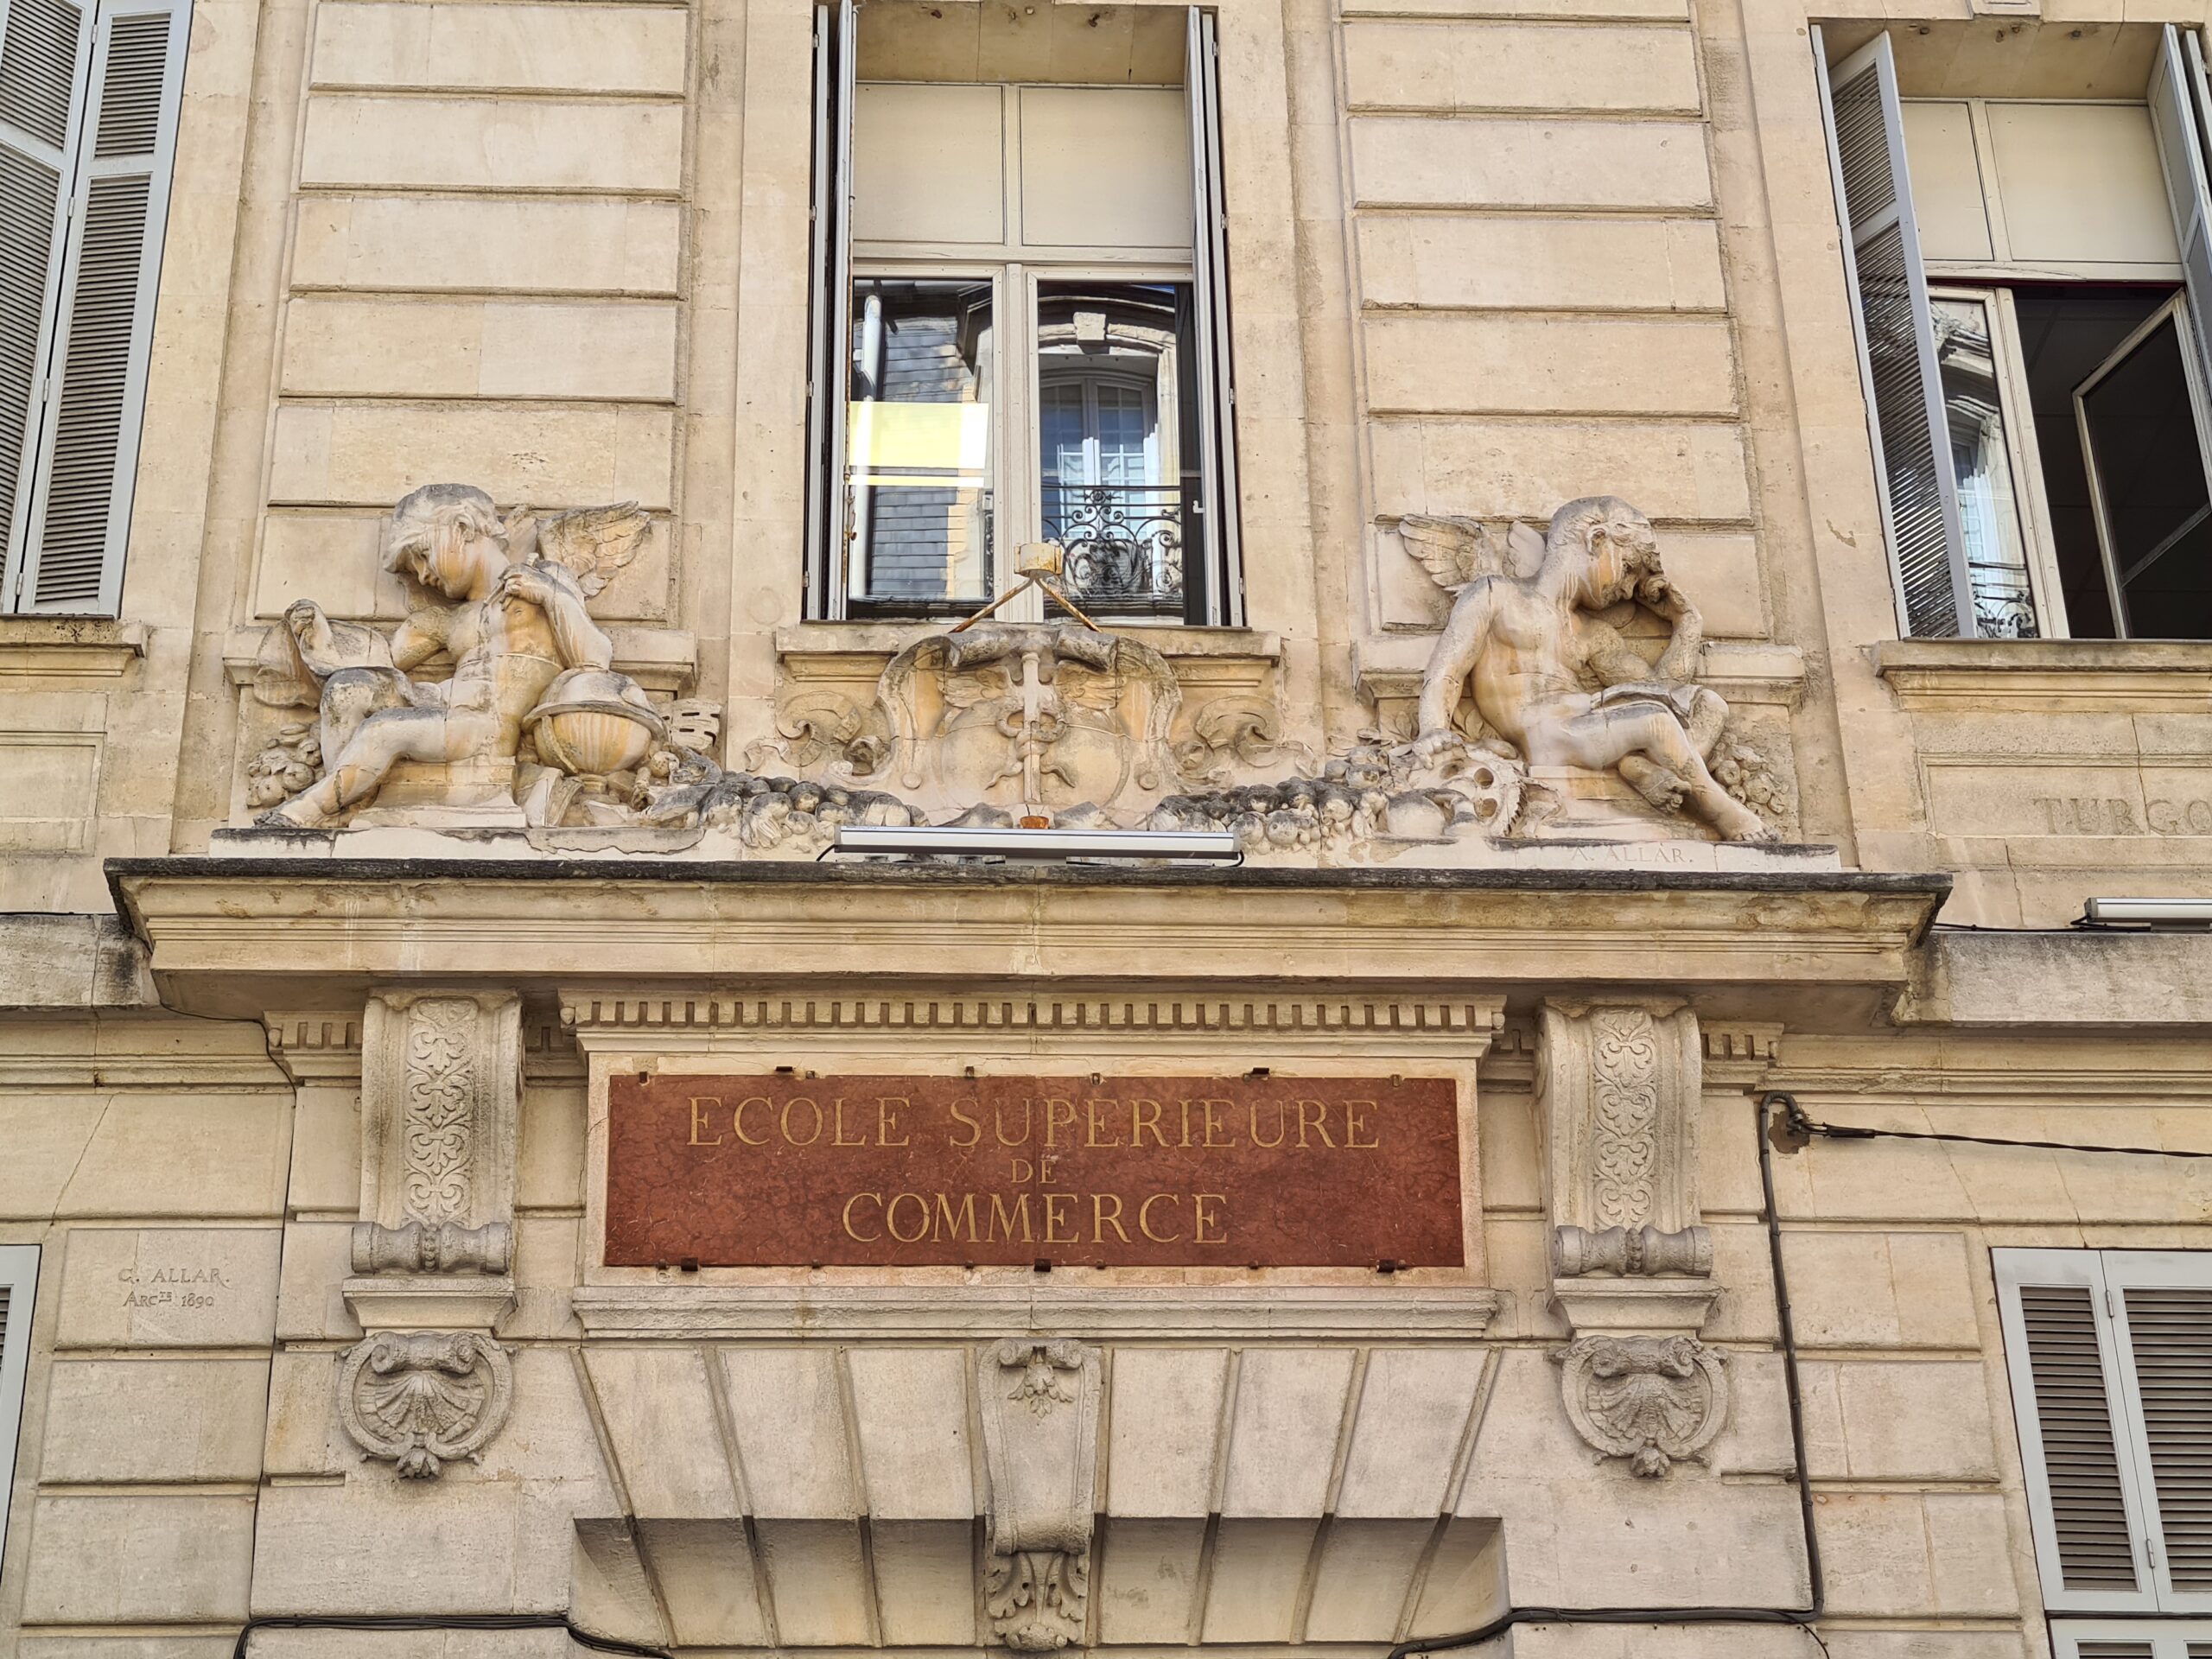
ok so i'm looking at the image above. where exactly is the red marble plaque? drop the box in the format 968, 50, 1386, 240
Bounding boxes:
604, 1074, 1464, 1268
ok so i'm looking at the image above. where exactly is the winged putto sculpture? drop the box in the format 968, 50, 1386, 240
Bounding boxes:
255, 483, 659, 828
1397, 496, 1774, 842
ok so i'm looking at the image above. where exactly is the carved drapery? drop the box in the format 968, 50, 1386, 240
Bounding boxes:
978, 1339, 1101, 1649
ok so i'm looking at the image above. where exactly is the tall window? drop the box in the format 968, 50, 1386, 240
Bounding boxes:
1995, 1249, 2212, 1656
804, 1, 1241, 626
0, 0, 188, 617
0, 1245, 36, 1569
1816, 25, 2212, 641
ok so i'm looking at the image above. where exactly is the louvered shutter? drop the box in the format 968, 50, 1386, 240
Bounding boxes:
0, 1246, 37, 1561
1814, 29, 1975, 639
0, 0, 91, 613
11, 0, 183, 614
2107, 1254, 2212, 1613
1996, 1249, 2158, 1612
1184, 7, 1239, 626
2073, 1645, 2157, 1659
2150, 27, 2212, 440
801, 0, 854, 620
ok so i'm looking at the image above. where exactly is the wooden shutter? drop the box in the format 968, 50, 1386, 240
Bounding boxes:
1184, 7, 1239, 627
801, 0, 854, 620
2149, 27, 2212, 448
13, 0, 186, 614
0, 1246, 38, 1563
2107, 1254, 2212, 1613
1997, 1249, 2158, 1612
0, 0, 91, 613
1814, 29, 1975, 639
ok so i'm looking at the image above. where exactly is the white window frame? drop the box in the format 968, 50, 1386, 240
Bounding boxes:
2053, 1618, 2212, 1657
0, 1243, 41, 1570
1997, 1248, 2212, 1619
803, 3, 1242, 625
1814, 23, 2212, 643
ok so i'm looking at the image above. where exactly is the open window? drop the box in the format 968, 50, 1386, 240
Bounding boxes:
803, 2, 1242, 626
1816, 24, 2212, 640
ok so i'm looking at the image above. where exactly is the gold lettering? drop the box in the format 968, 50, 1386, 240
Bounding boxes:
935, 1192, 978, 1243
1139, 1192, 1182, 1242
1129, 1098, 1166, 1147
1085, 1097, 1122, 1148
878, 1096, 911, 1147
988, 1192, 1034, 1243
1042, 1192, 1076, 1243
995, 1099, 1033, 1147
1092, 1192, 1129, 1243
1044, 1097, 1078, 1148
1194, 1192, 1227, 1243
781, 1096, 823, 1146
1344, 1100, 1379, 1148
1008, 1156, 1034, 1185
886, 1192, 930, 1243
832, 1097, 866, 1147
1179, 1099, 1194, 1147
1249, 1099, 1287, 1148
1201, 1098, 1231, 1148
1295, 1099, 1337, 1148
733, 1096, 770, 1145
688, 1096, 724, 1146
948, 1097, 982, 1149
842, 1192, 882, 1242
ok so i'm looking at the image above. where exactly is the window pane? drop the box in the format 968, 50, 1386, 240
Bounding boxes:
1930, 296, 2039, 639
2079, 310, 2212, 639
1036, 280, 1193, 620
847, 278, 993, 612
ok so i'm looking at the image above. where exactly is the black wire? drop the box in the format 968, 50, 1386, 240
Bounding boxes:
1782, 1098, 2212, 1160
232, 1615, 669, 1659
1384, 1094, 1829, 1659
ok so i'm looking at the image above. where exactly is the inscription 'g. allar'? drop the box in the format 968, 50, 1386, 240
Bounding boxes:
603, 1073, 1465, 1269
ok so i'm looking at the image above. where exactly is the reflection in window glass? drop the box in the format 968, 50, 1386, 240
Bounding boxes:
1037, 281, 1200, 620
1930, 296, 2039, 639
2078, 307, 2212, 640
847, 279, 994, 611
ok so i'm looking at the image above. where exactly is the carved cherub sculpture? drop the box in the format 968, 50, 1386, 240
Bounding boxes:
258, 484, 649, 827
1399, 495, 1771, 842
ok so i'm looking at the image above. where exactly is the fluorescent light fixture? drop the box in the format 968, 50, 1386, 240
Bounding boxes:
833, 824, 1241, 862
2082, 898, 2212, 926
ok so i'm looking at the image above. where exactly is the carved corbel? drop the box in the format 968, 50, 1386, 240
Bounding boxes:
1538, 1000, 1724, 1475
977, 1339, 1101, 1650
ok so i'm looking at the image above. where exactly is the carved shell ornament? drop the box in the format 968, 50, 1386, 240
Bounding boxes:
1553, 1333, 1728, 1478
338, 1329, 513, 1478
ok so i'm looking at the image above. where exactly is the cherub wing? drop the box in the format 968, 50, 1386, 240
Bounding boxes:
1395, 515, 1497, 593
504, 502, 650, 598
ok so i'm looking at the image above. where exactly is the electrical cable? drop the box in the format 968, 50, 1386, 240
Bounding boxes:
1777, 1096, 2212, 1160
232, 1613, 670, 1658
1383, 1092, 1828, 1659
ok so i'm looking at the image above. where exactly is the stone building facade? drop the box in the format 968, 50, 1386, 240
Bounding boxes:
3, 0, 2212, 1652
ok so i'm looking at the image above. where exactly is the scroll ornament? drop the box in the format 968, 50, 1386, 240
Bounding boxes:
980, 1339, 1099, 1650
1552, 1334, 1728, 1478
337, 1329, 513, 1478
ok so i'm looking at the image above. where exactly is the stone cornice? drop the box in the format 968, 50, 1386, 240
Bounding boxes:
107, 858, 1949, 1017
1872, 638, 2212, 712
569, 1282, 1500, 1340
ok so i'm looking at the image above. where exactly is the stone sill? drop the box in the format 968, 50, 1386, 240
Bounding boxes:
1356, 633, 1807, 707
221, 623, 698, 695
571, 1282, 1499, 1340
0, 616, 147, 677
1872, 638, 2212, 711
777, 620, 1283, 669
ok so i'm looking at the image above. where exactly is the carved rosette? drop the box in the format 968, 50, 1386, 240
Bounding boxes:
1552, 1334, 1728, 1478
337, 1329, 513, 1478
978, 1339, 1101, 1650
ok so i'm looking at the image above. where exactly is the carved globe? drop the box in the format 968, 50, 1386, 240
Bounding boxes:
524, 668, 667, 785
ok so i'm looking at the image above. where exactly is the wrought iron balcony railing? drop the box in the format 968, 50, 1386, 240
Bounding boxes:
1042, 481, 1186, 616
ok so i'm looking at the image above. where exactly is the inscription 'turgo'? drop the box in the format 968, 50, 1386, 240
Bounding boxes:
603, 1074, 1464, 1268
